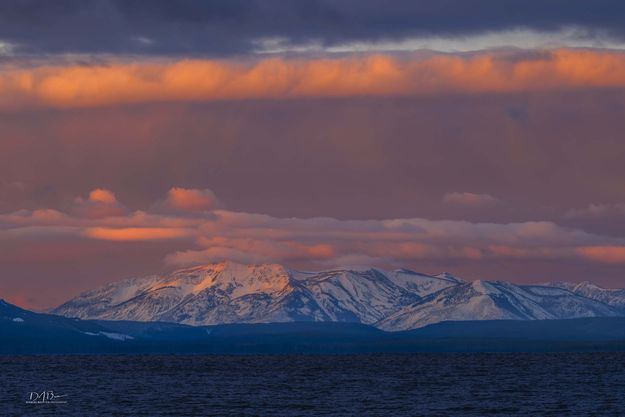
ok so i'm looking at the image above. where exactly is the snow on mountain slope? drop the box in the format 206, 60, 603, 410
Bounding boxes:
53, 262, 442, 326
294, 268, 420, 324
433, 272, 465, 283
377, 280, 622, 330
53, 262, 625, 330
547, 281, 625, 312
54, 262, 309, 325
386, 269, 460, 296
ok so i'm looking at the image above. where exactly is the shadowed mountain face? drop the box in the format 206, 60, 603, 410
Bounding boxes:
52, 262, 625, 330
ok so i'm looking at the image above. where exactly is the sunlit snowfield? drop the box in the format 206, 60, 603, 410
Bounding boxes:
2, 353, 625, 416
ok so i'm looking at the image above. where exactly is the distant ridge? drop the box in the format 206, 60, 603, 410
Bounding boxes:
5, 298, 625, 354
52, 261, 625, 331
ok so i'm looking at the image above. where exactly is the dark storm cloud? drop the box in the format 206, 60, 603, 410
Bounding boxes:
2, 0, 625, 55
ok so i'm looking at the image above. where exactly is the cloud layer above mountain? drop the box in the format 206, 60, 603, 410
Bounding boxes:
5, 50, 625, 110
3, 188, 625, 274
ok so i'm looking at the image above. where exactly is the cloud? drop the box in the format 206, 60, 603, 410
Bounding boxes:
565, 202, 625, 218
2, 1, 625, 55
72, 188, 128, 219
88, 189, 116, 204
6, 185, 625, 310
3, 90, 625, 229
155, 187, 222, 213
577, 246, 625, 264
3, 187, 625, 268
156, 212, 622, 266
5, 50, 625, 109
83, 227, 194, 241
443, 192, 502, 207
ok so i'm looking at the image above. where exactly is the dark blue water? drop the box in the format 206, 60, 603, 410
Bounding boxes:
2, 353, 625, 416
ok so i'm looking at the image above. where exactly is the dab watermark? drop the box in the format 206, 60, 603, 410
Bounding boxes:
26, 390, 68, 404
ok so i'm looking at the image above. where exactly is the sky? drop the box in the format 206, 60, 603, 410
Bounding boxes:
3, 1, 625, 309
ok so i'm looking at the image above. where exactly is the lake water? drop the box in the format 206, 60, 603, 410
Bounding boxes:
2, 353, 625, 416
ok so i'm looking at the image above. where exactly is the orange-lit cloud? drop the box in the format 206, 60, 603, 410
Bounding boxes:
577, 246, 625, 264
72, 188, 128, 219
159, 187, 221, 212
4, 49, 625, 109
88, 188, 117, 204
2, 187, 625, 267
83, 227, 194, 241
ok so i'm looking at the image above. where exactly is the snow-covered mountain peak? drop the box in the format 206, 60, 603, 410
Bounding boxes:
54, 262, 439, 326
469, 280, 501, 295
52, 261, 625, 330
393, 268, 415, 274
316, 266, 385, 276
172, 260, 288, 277
385, 269, 460, 296
392, 268, 439, 278
166, 261, 292, 298
377, 278, 622, 331
391, 268, 433, 276
574, 281, 607, 292
547, 280, 625, 311
434, 272, 464, 283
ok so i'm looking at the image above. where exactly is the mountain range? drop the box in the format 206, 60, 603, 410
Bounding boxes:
51, 261, 625, 331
